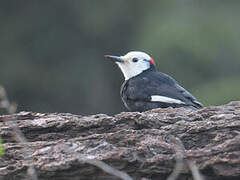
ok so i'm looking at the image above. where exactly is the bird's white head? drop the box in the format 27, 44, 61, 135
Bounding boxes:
105, 51, 155, 80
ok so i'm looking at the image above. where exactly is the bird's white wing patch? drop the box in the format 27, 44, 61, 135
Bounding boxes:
151, 95, 185, 104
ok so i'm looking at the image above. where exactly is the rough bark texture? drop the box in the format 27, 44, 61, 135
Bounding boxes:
0, 101, 240, 180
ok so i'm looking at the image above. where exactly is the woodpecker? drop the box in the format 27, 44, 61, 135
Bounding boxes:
105, 51, 203, 112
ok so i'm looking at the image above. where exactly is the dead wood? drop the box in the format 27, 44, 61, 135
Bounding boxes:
0, 101, 240, 180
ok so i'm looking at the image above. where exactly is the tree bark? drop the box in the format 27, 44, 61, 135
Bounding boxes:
0, 101, 240, 180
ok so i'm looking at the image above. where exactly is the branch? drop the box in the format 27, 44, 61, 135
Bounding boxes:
1, 101, 240, 179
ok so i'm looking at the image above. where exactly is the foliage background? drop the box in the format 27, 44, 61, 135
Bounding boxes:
0, 0, 239, 115
0, 138, 4, 156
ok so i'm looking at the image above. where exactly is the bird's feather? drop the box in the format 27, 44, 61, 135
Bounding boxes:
151, 95, 185, 104
121, 68, 203, 111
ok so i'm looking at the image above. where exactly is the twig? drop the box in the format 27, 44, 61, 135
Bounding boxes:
166, 136, 185, 180
166, 135, 204, 180
0, 86, 16, 114
0, 85, 38, 180
187, 160, 204, 180
79, 156, 133, 180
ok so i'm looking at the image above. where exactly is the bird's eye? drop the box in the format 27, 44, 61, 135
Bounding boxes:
132, 58, 139, 63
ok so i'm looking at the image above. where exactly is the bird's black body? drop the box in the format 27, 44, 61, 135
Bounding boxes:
120, 66, 202, 112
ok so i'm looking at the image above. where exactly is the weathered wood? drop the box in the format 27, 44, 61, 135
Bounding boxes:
0, 101, 240, 180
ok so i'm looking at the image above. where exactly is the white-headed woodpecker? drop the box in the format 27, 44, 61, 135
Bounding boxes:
105, 51, 203, 112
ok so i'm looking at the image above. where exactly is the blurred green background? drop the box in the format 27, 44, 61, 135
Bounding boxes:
0, 0, 239, 115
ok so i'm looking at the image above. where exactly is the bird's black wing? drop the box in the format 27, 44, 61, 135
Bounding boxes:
124, 71, 203, 109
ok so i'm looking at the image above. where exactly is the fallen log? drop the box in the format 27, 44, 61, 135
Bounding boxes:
0, 101, 240, 180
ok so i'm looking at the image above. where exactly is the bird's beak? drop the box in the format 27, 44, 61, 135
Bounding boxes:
104, 55, 124, 63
